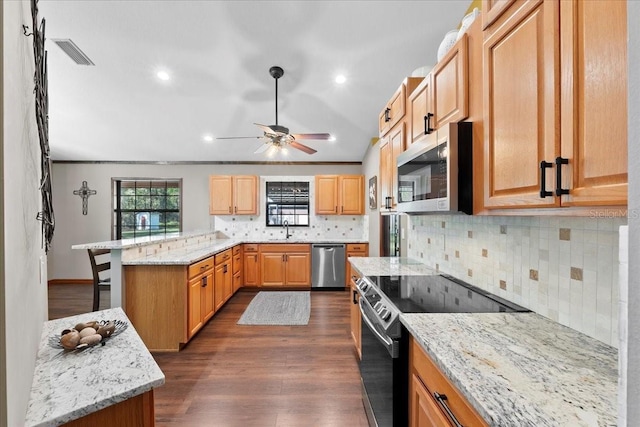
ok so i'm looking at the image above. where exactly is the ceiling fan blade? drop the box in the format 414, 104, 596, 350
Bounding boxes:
289, 140, 317, 155
291, 133, 332, 140
254, 123, 277, 134
215, 136, 263, 140
254, 143, 272, 154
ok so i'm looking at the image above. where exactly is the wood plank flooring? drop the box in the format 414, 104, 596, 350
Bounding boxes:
48, 285, 369, 427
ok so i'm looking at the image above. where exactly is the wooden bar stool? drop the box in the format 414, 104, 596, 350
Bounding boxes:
87, 249, 111, 311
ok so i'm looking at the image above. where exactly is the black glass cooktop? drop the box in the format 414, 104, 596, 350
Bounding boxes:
366, 274, 528, 314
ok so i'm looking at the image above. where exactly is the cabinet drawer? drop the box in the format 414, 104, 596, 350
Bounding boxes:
188, 256, 214, 279
259, 244, 310, 253
233, 245, 242, 256
233, 254, 242, 274
244, 243, 258, 252
346, 243, 367, 253
214, 249, 232, 266
410, 337, 488, 427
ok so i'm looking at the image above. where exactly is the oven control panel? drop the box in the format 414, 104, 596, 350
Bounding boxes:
356, 276, 401, 338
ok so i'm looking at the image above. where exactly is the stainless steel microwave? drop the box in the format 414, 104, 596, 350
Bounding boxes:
396, 122, 472, 214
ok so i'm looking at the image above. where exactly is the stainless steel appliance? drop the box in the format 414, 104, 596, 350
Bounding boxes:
311, 244, 346, 289
354, 273, 528, 426
380, 213, 407, 257
396, 122, 473, 214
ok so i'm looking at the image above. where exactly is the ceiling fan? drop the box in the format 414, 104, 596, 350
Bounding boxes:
215, 66, 332, 155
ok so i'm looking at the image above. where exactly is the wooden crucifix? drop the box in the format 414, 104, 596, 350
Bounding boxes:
73, 181, 96, 215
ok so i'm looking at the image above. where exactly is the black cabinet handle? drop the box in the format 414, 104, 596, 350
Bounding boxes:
223, 264, 228, 274
424, 113, 434, 135
201, 276, 207, 287
384, 107, 391, 122
352, 290, 358, 304
433, 392, 463, 427
555, 157, 569, 196
539, 161, 553, 198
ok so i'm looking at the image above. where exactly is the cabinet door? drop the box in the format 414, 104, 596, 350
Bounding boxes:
432, 33, 469, 129
559, 0, 627, 206
223, 262, 233, 302
482, 0, 517, 30
379, 105, 391, 136
209, 176, 233, 215
483, 0, 560, 209
234, 175, 258, 215
379, 137, 392, 209
410, 374, 450, 427
390, 123, 405, 208
349, 282, 361, 360
409, 77, 434, 146
214, 264, 225, 311
233, 271, 242, 293
243, 252, 259, 286
284, 252, 310, 286
260, 253, 286, 286
340, 175, 364, 215
187, 277, 203, 338
388, 84, 407, 130
201, 271, 214, 322
315, 175, 339, 214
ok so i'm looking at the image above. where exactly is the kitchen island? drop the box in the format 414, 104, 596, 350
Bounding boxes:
25, 308, 164, 426
349, 257, 617, 427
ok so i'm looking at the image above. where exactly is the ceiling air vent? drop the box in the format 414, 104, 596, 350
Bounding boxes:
51, 39, 95, 66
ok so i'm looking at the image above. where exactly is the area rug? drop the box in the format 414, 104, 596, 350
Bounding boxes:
237, 291, 311, 325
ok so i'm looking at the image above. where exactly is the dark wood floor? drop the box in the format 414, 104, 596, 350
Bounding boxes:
48, 285, 369, 427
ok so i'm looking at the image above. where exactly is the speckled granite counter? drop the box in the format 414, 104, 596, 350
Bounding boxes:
25, 308, 165, 426
402, 313, 617, 427
71, 229, 217, 250
348, 256, 437, 276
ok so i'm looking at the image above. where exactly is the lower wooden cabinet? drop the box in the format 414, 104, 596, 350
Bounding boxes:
214, 249, 232, 311
232, 245, 243, 292
345, 243, 368, 286
259, 244, 311, 287
243, 244, 259, 286
409, 337, 488, 427
187, 257, 214, 339
349, 275, 361, 360
64, 389, 155, 427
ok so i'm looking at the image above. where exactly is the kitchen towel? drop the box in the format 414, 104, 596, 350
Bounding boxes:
237, 291, 311, 325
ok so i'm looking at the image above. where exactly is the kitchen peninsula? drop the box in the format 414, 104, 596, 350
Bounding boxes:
74, 231, 368, 351
349, 257, 617, 426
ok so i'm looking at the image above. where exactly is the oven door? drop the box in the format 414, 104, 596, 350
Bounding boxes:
359, 299, 400, 427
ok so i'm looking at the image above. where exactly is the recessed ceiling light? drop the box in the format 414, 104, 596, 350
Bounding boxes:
328, 135, 337, 141
335, 74, 347, 84
156, 70, 171, 81
202, 134, 214, 143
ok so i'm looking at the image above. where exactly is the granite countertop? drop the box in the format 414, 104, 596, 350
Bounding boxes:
402, 313, 617, 427
25, 308, 165, 427
71, 230, 214, 250
123, 238, 370, 265
350, 257, 617, 426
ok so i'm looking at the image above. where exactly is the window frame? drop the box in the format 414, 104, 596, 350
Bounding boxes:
265, 181, 310, 227
111, 178, 183, 240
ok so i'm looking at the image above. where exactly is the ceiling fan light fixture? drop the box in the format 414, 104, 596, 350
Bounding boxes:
335, 74, 347, 84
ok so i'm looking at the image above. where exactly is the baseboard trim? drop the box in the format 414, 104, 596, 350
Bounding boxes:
48, 279, 92, 286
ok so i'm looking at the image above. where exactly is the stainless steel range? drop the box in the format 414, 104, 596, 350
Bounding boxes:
354, 273, 528, 427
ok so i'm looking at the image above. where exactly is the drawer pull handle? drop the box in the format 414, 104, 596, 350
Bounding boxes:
555, 156, 570, 196
352, 290, 357, 305
539, 161, 553, 198
424, 113, 434, 135
384, 107, 391, 122
201, 276, 207, 287
433, 392, 463, 427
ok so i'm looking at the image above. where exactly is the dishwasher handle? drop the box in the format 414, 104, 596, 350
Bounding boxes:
312, 244, 346, 249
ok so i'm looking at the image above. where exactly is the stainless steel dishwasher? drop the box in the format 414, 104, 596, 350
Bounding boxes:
311, 244, 346, 289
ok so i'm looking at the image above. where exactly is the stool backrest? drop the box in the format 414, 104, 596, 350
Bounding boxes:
88, 248, 110, 282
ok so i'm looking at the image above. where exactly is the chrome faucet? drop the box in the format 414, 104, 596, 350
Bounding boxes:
283, 219, 292, 239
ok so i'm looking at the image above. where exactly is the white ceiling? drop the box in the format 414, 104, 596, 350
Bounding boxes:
39, 1, 471, 163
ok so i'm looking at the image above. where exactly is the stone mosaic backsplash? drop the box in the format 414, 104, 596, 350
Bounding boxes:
211, 175, 368, 241
406, 214, 627, 347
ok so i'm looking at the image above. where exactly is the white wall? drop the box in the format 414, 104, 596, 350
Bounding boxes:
2, 1, 48, 425
361, 141, 380, 256
623, 1, 639, 424
49, 162, 362, 280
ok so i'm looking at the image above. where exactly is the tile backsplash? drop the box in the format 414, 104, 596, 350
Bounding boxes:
407, 214, 627, 347
211, 176, 368, 241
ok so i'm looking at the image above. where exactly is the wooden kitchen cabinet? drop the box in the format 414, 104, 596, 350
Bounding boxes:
345, 243, 368, 286
410, 337, 488, 427
187, 256, 214, 339
408, 35, 468, 146
214, 249, 232, 310
315, 175, 364, 215
482, 0, 517, 30
232, 245, 243, 293
209, 175, 258, 215
349, 267, 362, 360
379, 78, 424, 137
379, 123, 404, 209
259, 244, 311, 287
482, 0, 628, 211
243, 244, 259, 286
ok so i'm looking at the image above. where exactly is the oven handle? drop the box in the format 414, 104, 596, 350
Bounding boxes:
359, 298, 399, 358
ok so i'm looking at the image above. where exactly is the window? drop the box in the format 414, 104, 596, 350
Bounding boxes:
112, 179, 182, 239
266, 181, 309, 227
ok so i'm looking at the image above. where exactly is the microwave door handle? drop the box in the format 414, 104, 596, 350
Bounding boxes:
359, 299, 398, 358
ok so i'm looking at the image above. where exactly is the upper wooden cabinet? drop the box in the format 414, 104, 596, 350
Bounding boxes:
315, 175, 364, 215
209, 175, 259, 215
379, 78, 424, 137
379, 123, 405, 209
482, 0, 627, 210
408, 35, 469, 147
482, 0, 518, 30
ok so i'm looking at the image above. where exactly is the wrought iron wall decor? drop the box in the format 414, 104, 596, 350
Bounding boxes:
73, 181, 96, 215
25, 0, 55, 252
